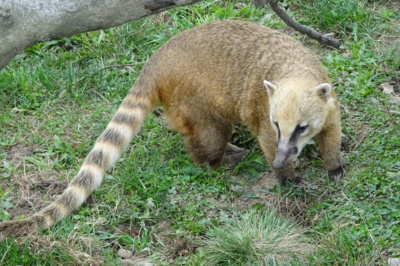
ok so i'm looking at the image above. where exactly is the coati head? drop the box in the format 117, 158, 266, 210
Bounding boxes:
264, 79, 336, 168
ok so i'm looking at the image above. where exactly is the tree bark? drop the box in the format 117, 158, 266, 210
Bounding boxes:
0, 0, 200, 71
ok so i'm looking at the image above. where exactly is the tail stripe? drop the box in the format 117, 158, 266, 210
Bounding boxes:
32, 216, 45, 230
85, 149, 106, 168
77, 164, 105, 190
41, 209, 56, 227
69, 169, 96, 190
121, 100, 148, 110
39, 206, 62, 227
52, 203, 69, 218
98, 128, 126, 146
90, 143, 123, 169
113, 112, 137, 125
56, 187, 87, 210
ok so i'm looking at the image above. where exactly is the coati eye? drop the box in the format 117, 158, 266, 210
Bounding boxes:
298, 125, 307, 133
296, 123, 308, 134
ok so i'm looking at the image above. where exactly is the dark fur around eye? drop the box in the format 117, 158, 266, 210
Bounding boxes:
296, 124, 308, 133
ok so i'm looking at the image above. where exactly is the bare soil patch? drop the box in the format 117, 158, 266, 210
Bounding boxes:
1, 142, 69, 219
228, 172, 311, 219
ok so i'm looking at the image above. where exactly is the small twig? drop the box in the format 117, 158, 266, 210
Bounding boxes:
267, 0, 341, 48
100, 62, 144, 71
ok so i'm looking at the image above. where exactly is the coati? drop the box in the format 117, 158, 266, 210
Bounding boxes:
0, 20, 345, 240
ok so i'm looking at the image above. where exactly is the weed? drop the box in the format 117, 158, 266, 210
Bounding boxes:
200, 209, 312, 265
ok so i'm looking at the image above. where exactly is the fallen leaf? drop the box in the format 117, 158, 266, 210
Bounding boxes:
234, 2, 244, 9
380, 82, 394, 94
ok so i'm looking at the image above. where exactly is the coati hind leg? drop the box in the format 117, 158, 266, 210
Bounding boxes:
181, 122, 246, 169
224, 143, 249, 169
184, 122, 243, 169
166, 107, 247, 169
314, 126, 346, 182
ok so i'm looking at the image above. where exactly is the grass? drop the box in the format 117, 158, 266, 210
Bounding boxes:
0, 0, 399, 264
200, 209, 312, 265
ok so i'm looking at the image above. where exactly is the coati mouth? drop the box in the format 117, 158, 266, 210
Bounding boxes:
273, 146, 299, 169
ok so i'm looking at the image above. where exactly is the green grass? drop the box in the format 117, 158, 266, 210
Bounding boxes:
200, 209, 312, 265
1, 0, 399, 264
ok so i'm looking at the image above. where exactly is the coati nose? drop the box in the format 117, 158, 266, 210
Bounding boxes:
273, 154, 288, 168
273, 159, 287, 168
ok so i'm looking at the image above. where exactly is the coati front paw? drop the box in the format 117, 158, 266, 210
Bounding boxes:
328, 162, 346, 182
293, 176, 305, 186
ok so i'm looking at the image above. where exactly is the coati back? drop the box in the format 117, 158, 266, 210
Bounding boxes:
0, 20, 345, 240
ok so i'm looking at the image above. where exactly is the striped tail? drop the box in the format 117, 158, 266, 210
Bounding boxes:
0, 82, 159, 240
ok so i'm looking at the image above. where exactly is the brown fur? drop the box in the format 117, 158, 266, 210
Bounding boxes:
0, 20, 345, 240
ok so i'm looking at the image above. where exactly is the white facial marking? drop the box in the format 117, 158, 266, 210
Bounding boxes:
300, 129, 309, 136
300, 121, 308, 127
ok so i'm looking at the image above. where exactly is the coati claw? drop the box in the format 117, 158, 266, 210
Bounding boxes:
328, 163, 346, 182
293, 176, 306, 186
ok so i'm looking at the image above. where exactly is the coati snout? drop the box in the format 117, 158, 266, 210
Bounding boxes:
271, 124, 306, 169
273, 142, 299, 169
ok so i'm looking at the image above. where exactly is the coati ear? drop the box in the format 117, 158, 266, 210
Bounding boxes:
315, 83, 332, 99
264, 80, 277, 97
